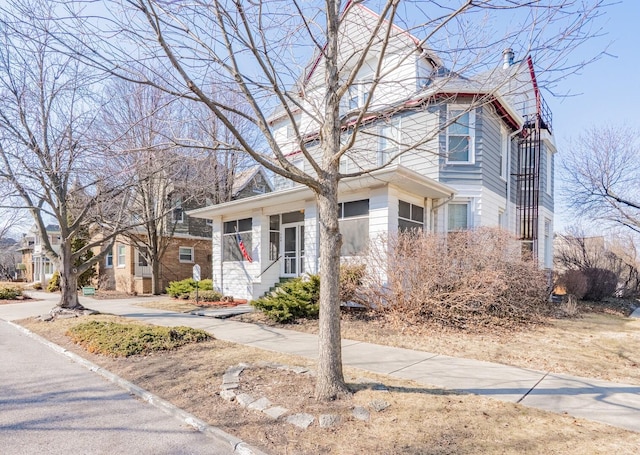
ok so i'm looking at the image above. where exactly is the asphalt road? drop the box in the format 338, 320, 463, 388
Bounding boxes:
0, 319, 234, 455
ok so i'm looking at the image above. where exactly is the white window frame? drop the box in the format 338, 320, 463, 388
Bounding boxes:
546, 148, 553, 196
117, 244, 126, 268
179, 246, 194, 263
105, 249, 113, 268
447, 201, 471, 232
378, 118, 401, 166
500, 124, 509, 180
446, 106, 476, 164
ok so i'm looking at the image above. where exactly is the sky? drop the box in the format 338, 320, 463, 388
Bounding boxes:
546, 0, 640, 232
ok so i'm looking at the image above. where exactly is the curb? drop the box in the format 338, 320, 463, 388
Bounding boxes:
8, 320, 269, 455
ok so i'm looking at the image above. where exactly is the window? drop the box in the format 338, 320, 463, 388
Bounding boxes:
546, 149, 553, 195
172, 197, 184, 223
398, 200, 424, 232
179, 247, 194, 263
498, 209, 505, 229
446, 108, 475, 163
500, 125, 509, 180
338, 199, 369, 256
448, 203, 469, 232
378, 118, 400, 166
117, 244, 126, 267
223, 218, 253, 262
348, 82, 370, 110
105, 249, 113, 268
269, 215, 280, 261
137, 248, 148, 267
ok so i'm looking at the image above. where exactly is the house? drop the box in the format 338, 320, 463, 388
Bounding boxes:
97, 166, 273, 294
188, 5, 556, 300
17, 224, 60, 284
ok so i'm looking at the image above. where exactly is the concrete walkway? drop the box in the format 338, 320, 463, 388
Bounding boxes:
3, 292, 640, 434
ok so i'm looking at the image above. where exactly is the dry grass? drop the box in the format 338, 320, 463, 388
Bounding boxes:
134, 299, 201, 313
234, 299, 640, 386
17, 314, 640, 455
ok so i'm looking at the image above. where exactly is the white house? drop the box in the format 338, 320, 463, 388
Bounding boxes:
189, 4, 555, 300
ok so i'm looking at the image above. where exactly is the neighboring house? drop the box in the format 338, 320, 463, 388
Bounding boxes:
97, 166, 273, 294
18, 224, 60, 284
188, 5, 556, 300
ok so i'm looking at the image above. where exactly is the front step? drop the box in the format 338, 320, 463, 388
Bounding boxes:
263, 277, 295, 298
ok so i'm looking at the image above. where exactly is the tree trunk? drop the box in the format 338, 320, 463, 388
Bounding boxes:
315, 186, 350, 400
58, 242, 83, 309
151, 258, 162, 295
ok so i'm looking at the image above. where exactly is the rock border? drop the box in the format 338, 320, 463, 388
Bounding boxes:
219, 362, 391, 430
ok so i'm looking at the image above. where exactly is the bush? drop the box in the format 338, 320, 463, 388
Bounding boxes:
189, 289, 223, 302
32, 282, 42, 290
364, 228, 551, 330
582, 268, 618, 301
47, 271, 60, 292
340, 263, 366, 303
166, 278, 213, 299
556, 270, 588, 299
0, 286, 21, 300
251, 275, 320, 323
66, 320, 212, 357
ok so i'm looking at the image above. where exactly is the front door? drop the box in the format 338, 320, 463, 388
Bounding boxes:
282, 222, 305, 277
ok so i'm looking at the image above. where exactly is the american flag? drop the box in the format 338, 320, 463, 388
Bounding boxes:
236, 231, 253, 263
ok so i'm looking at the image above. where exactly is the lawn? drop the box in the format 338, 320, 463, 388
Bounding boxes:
17, 310, 640, 455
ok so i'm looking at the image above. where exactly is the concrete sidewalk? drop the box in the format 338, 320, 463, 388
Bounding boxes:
4, 292, 640, 433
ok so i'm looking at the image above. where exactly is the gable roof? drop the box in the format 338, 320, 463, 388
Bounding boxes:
231, 166, 274, 198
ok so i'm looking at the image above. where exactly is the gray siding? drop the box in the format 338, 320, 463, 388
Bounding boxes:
539, 142, 554, 211
479, 107, 508, 197
440, 105, 482, 187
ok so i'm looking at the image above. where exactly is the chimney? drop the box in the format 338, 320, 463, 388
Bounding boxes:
502, 48, 515, 69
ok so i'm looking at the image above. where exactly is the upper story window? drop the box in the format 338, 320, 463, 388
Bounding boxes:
446, 108, 475, 164
500, 124, 509, 180
172, 197, 184, 224
378, 118, 400, 166
398, 200, 424, 232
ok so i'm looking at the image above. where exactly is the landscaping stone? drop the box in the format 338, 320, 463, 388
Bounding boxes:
352, 406, 370, 421
263, 406, 288, 420
370, 399, 390, 412
236, 393, 256, 408
219, 390, 236, 402
289, 366, 309, 374
38, 314, 53, 322
221, 382, 239, 390
319, 414, 341, 428
286, 413, 314, 429
247, 397, 272, 411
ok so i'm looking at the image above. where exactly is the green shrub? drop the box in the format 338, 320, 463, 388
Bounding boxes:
166, 278, 213, 298
189, 289, 223, 302
251, 275, 320, 323
32, 282, 42, 290
0, 286, 21, 300
66, 320, 212, 357
47, 271, 60, 292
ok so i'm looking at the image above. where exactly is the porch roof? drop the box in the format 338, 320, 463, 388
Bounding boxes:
188, 165, 456, 219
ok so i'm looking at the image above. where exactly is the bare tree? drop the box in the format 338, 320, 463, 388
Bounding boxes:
0, 2, 135, 309
53, 0, 604, 399
563, 125, 640, 234
99, 79, 252, 294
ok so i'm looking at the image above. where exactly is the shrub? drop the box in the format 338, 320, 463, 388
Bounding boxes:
582, 268, 618, 301
66, 320, 212, 357
47, 271, 60, 292
364, 228, 551, 330
556, 269, 588, 299
0, 286, 21, 300
340, 263, 366, 303
32, 282, 43, 290
166, 278, 213, 299
251, 275, 320, 323
189, 289, 223, 302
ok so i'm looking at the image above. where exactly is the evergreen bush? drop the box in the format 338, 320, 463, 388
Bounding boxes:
166, 278, 213, 298
189, 289, 223, 302
251, 275, 320, 323
47, 271, 60, 292
0, 286, 21, 300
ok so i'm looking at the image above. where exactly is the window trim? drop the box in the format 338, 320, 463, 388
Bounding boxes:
378, 118, 401, 166
116, 244, 126, 268
222, 218, 253, 262
178, 246, 194, 264
446, 106, 476, 165
105, 249, 113, 269
398, 200, 425, 232
447, 201, 471, 232
500, 124, 509, 181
